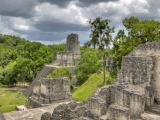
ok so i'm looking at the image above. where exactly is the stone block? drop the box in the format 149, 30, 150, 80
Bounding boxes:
107, 104, 130, 120
88, 97, 107, 116
145, 86, 154, 110
26, 77, 72, 109
41, 112, 51, 120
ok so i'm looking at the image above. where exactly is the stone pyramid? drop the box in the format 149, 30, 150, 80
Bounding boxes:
23, 33, 81, 98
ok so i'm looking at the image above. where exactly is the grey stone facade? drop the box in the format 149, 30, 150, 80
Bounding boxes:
23, 65, 56, 98
41, 41, 160, 120
23, 33, 81, 99
55, 33, 81, 66
106, 56, 117, 71
26, 77, 72, 109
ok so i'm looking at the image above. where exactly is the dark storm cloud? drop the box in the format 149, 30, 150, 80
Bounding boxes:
0, 0, 37, 18
37, 0, 73, 8
75, 0, 119, 7
15, 30, 68, 41
34, 22, 90, 32
37, 0, 119, 8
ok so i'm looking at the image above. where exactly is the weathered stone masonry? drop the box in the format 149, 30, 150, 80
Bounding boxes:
23, 33, 81, 99
26, 77, 72, 109
55, 33, 81, 67
41, 42, 160, 120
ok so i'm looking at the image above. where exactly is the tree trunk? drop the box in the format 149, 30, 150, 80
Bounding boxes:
103, 49, 106, 86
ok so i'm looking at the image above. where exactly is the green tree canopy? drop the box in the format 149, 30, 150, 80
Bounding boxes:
112, 16, 160, 69
75, 47, 104, 85
86, 16, 115, 86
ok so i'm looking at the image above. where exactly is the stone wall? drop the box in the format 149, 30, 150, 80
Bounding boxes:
41, 42, 160, 120
127, 41, 160, 103
128, 41, 160, 56
23, 65, 56, 98
150, 55, 160, 104
26, 77, 72, 109
56, 33, 81, 67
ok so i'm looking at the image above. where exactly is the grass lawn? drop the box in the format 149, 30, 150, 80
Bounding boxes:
0, 89, 27, 113
72, 71, 110, 102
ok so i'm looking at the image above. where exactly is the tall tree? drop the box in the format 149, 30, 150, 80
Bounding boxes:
112, 16, 160, 69
19, 42, 53, 82
122, 16, 160, 43
75, 47, 103, 85
87, 16, 115, 86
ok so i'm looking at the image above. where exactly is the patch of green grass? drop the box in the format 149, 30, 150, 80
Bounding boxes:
72, 71, 110, 102
0, 105, 16, 113
0, 89, 27, 113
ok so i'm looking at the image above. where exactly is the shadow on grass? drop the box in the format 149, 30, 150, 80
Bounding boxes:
4, 90, 18, 93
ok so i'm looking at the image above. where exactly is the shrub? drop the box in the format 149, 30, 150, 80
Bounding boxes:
106, 70, 117, 85
70, 83, 74, 90
0, 83, 3, 87
46, 66, 72, 80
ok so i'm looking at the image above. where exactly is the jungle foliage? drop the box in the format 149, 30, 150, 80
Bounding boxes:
0, 34, 66, 86
112, 16, 160, 69
46, 66, 72, 80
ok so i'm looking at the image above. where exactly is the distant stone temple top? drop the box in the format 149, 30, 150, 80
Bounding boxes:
55, 33, 81, 66
64, 33, 80, 53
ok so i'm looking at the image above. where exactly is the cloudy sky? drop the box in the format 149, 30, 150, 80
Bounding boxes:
0, 0, 160, 46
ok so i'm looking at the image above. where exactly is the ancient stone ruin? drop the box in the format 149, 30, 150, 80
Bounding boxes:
0, 110, 6, 120
106, 56, 117, 71
23, 33, 81, 99
26, 77, 72, 109
41, 41, 160, 120
53, 33, 81, 66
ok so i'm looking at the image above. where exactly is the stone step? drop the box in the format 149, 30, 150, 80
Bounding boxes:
148, 103, 160, 115
3, 101, 70, 120
141, 111, 160, 120
106, 104, 130, 120
23, 65, 55, 98
109, 84, 145, 118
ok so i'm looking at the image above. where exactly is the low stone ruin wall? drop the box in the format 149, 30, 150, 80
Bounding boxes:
41, 55, 158, 120
26, 77, 72, 109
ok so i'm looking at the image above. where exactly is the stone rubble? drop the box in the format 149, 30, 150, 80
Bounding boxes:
41, 41, 160, 120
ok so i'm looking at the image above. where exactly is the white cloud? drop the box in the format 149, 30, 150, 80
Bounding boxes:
0, 0, 159, 46
34, 2, 89, 26
0, 15, 18, 35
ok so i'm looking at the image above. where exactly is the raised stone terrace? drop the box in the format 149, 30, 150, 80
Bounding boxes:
40, 41, 160, 120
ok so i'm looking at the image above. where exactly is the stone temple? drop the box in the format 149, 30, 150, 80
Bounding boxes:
40, 41, 160, 120
55, 33, 81, 66
23, 33, 81, 101
2, 41, 160, 120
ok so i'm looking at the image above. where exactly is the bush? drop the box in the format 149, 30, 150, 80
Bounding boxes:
70, 83, 74, 90
0, 83, 2, 87
46, 66, 72, 80
106, 70, 117, 85
75, 47, 104, 86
